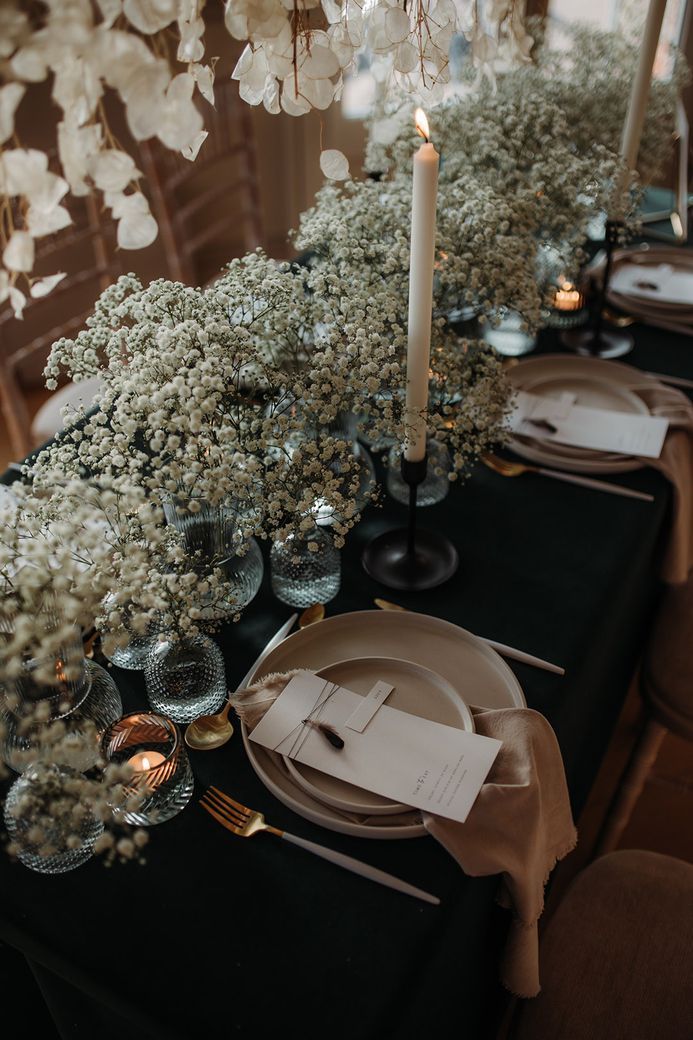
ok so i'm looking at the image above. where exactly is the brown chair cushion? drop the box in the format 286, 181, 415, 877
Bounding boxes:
641, 577, 693, 740
512, 850, 693, 1040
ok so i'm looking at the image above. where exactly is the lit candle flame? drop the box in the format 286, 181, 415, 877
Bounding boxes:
415, 108, 430, 143
553, 280, 584, 312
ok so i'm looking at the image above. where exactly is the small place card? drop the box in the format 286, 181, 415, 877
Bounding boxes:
345, 681, 394, 732
509, 390, 669, 459
249, 672, 502, 824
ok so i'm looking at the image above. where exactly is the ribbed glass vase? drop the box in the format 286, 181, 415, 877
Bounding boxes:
163, 496, 263, 619
0, 629, 123, 774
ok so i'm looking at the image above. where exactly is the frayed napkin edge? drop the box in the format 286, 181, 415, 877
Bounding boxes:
496, 829, 579, 927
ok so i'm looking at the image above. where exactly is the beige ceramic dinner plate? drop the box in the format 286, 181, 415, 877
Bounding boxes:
240, 610, 525, 839
282, 656, 475, 816
508, 354, 662, 474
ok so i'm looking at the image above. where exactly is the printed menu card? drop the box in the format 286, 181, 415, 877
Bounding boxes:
249, 672, 502, 824
509, 389, 669, 458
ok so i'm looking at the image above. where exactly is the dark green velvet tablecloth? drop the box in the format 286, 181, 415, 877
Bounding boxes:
1, 319, 691, 1040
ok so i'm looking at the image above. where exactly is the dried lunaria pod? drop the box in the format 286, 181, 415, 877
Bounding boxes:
320, 149, 350, 181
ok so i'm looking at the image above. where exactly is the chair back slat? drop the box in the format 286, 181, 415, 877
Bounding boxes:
137, 79, 264, 286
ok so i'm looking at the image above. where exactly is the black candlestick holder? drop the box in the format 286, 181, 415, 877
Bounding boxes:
560, 219, 634, 359
361, 453, 459, 591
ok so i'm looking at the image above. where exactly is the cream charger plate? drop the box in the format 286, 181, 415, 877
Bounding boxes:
282, 656, 475, 816
240, 610, 525, 839
508, 355, 662, 474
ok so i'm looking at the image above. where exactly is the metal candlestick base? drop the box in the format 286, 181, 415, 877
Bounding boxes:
362, 528, 459, 590
361, 454, 459, 591
561, 326, 634, 359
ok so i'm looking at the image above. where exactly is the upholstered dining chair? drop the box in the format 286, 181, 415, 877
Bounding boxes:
0, 192, 119, 461
594, 575, 693, 856
136, 79, 264, 288
510, 849, 693, 1040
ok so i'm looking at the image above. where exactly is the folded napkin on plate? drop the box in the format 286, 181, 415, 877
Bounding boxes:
631, 381, 693, 584
232, 675, 577, 999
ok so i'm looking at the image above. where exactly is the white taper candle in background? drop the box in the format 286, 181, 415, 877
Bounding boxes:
404, 108, 439, 463
619, 0, 668, 179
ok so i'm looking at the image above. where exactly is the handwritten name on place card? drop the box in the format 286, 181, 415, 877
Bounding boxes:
249, 673, 502, 824
509, 390, 668, 458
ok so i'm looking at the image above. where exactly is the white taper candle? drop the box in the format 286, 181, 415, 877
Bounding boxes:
619, 0, 668, 174
404, 108, 440, 463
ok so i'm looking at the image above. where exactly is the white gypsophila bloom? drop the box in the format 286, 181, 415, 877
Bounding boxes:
35, 258, 375, 548
0, 478, 240, 681
293, 178, 513, 477
365, 24, 686, 279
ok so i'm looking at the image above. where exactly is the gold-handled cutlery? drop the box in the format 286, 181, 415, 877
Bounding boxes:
374, 599, 565, 676
481, 452, 654, 503
200, 786, 440, 905
299, 603, 325, 627
184, 698, 235, 751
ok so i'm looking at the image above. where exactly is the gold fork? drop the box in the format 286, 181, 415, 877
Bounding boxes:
200, 787, 440, 905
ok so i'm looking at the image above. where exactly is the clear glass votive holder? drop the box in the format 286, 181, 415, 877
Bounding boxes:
481, 309, 537, 357
541, 283, 589, 330
386, 440, 451, 506
101, 712, 194, 826
144, 634, 227, 724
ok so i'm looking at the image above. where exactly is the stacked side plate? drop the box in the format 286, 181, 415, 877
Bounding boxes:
506, 354, 663, 474
605, 247, 693, 334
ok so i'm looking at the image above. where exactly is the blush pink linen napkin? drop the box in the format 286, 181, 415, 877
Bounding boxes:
423, 705, 577, 999
232, 675, 577, 999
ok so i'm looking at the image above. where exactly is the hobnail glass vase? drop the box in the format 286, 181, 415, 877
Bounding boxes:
0, 630, 123, 774
3, 763, 103, 874
144, 634, 227, 724
270, 528, 341, 608
386, 439, 451, 507
163, 496, 263, 619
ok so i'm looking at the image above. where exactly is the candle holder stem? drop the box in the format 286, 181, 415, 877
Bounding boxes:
361, 453, 458, 591
407, 480, 417, 557
561, 219, 634, 359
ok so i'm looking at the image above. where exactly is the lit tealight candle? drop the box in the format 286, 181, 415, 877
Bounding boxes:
128, 751, 166, 774
552, 282, 584, 313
